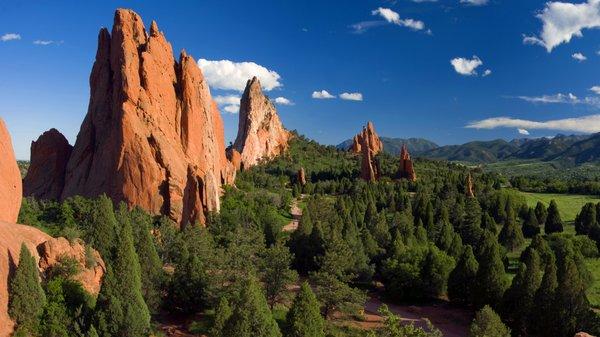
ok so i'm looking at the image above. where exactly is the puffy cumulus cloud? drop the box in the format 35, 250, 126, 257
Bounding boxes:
214, 95, 240, 114
312, 90, 336, 99
198, 59, 282, 91
523, 0, 600, 52
450, 56, 483, 76
590, 86, 600, 95
274, 97, 293, 105
518, 128, 530, 135
340, 92, 363, 101
461, 0, 489, 5
371, 7, 426, 31
483, 69, 492, 77
466, 115, 600, 133
572, 52, 587, 61
1, 33, 20, 42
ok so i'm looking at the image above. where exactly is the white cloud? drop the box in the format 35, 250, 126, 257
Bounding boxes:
339, 92, 363, 101
572, 52, 587, 61
523, 0, 600, 52
214, 95, 240, 114
312, 90, 336, 99
590, 86, 600, 95
198, 59, 282, 91
274, 97, 293, 105
33, 40, 60, 46
460, 0, 488, 5
412, 0, 437, 2
1, 33, 20, 42
371, 7, 426, 31
517, 93, 580, 104
518, 128, 530, 135
483, 69, 492, 77
466, 115, 600, 133
450, 56, 483, 76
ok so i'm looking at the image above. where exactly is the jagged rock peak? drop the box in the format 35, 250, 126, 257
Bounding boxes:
0, 118, 21, 223
398, 144, 417, 181
23, 129, 73, 200
466, 173, 475, 197
351, 121, 383, 155
231, 76, 291, 170
59, 8, 229, 226
360, 145, 379, 182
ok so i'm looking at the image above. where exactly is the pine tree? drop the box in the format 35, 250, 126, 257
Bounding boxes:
285, 282, 325, 337
448, 245, 479, 305
498, 205, 524, 251
554, 255, 591, 337
469, 305, 511, 337
211, 297, 232, 337
85, 195, 118, 263
480, 213, 497, 235
259, 244, 298, 309
459, 197, 483, 247
545, 200, 564, 234
95, 218, 150, 336
420, 245, 455, 298
169, 245, 209, 313
531, 256, 558, 336
522, 207, 540, 238
223, 277, 282, 337
41, 278, 70, 337
575, 202, 598, 236
9, 244, 46, 335
534, 201, 548, 226
474, 232, 509, 308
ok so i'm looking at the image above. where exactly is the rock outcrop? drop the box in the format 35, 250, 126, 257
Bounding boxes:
0, 118, 21, 223
351, 122, 383, 155
360, 146, 379, 182
231, 77, 290, 170
298, 167, 306, 186
57, 9, 230, 226
466, 173, 474, 197
398, 144, 416, 181
38, 237, 105, 295
23, 129, 73, 200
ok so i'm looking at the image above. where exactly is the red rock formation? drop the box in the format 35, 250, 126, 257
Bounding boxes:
398, 144, 417, 181
60, 9, 229, 226
360, 146, 379, 182
351, 121, 383, 155
23, 129, 72, 200
466, 173, 475, 197
38, 237, 105, 295
0, 118, 21, 223
231, 77, 290, 170
298, 167, 306, 186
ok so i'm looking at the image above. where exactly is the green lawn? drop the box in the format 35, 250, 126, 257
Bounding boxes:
518, 191, 600, 223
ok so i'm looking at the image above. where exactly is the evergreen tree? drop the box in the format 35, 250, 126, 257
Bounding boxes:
420, 245, 455, 298
95, 219, 150, 336
534, 201, 548, 227
9, 244, 46, 335
498, 205, 524, 252
211, 297, 232, 337
285, 282, 325, 337
480, 213, 497, 235
545, 200, 564, 234
448, 245, 479, 305
223, 277, 282, 337
41, 278, 70, 337
259, 244, 298, 309
522, 207, 541, 238
575, 203, 598, 236
311, 271, 366, 319
554, 255, 591, 337
469, 305, 511, 337
531, 256, 558, 336
458, 197, 483, 247
474, 232, 509, 308
169, 246, 209, 313
85, 195, 118, 263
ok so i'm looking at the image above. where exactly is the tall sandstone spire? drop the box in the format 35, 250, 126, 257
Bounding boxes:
351, 121, 383, 155
398, 144, 417, 181
60, 9, 233, 226
230, 76, 290, 170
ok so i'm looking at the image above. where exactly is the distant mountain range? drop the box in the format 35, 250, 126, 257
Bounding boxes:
337, 133, 600, 165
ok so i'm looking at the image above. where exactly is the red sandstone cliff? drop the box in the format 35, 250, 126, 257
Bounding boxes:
59, 9, 230, 226
23, 128, 73, 200
351, 121, 383, 155
0, 119, 21, 223
231, 77, 290, 170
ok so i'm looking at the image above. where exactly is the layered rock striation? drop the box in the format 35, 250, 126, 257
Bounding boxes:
231, 77, 290, 170
23, 128, 73, 200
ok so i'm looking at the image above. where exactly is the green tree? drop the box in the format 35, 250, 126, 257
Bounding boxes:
498, 205, 524, 251
420, 245, 455, 298
367, 305, 442, 337
222, 277, 282, 337
480, 213, 497, 235
85, 195, 118, 263
259, 244, 298, 309
448, 245, 479, 305
535, 201, 548, 227
285, 282, 325, 337
545, 200, 564, 234
458, 197, 483, 247
469, 305, 511, 337
9, 244, 47, 336
311, 271, 366, 319
531, 256, 558, 336
522, 207, 541, 238
554, 255, 591, 337
211, 297, 232, 337
575, 203, 598, 236
474, 232, 509, 308
40, 278, 70, 337
169, 246, 209, 313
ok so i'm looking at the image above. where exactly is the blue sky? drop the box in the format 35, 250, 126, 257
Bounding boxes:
1, 0, 600, 159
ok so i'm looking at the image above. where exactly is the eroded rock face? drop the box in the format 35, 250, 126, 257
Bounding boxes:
466, 173, 474, 197
23, 129, 73, 200
298, 167, 306, 186
0, 118, 21, 223
398, 144, 417, 181
360, 146, 379, 182
231, 77, 290, 170
351, 122, 383, 155
37, 237, 105, 295
60, 9, 229, 226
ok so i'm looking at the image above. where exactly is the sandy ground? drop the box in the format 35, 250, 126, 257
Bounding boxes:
282, 197, 302, 232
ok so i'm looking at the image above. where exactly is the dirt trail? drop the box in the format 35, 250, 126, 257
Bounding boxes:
282, 197, 303, 232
